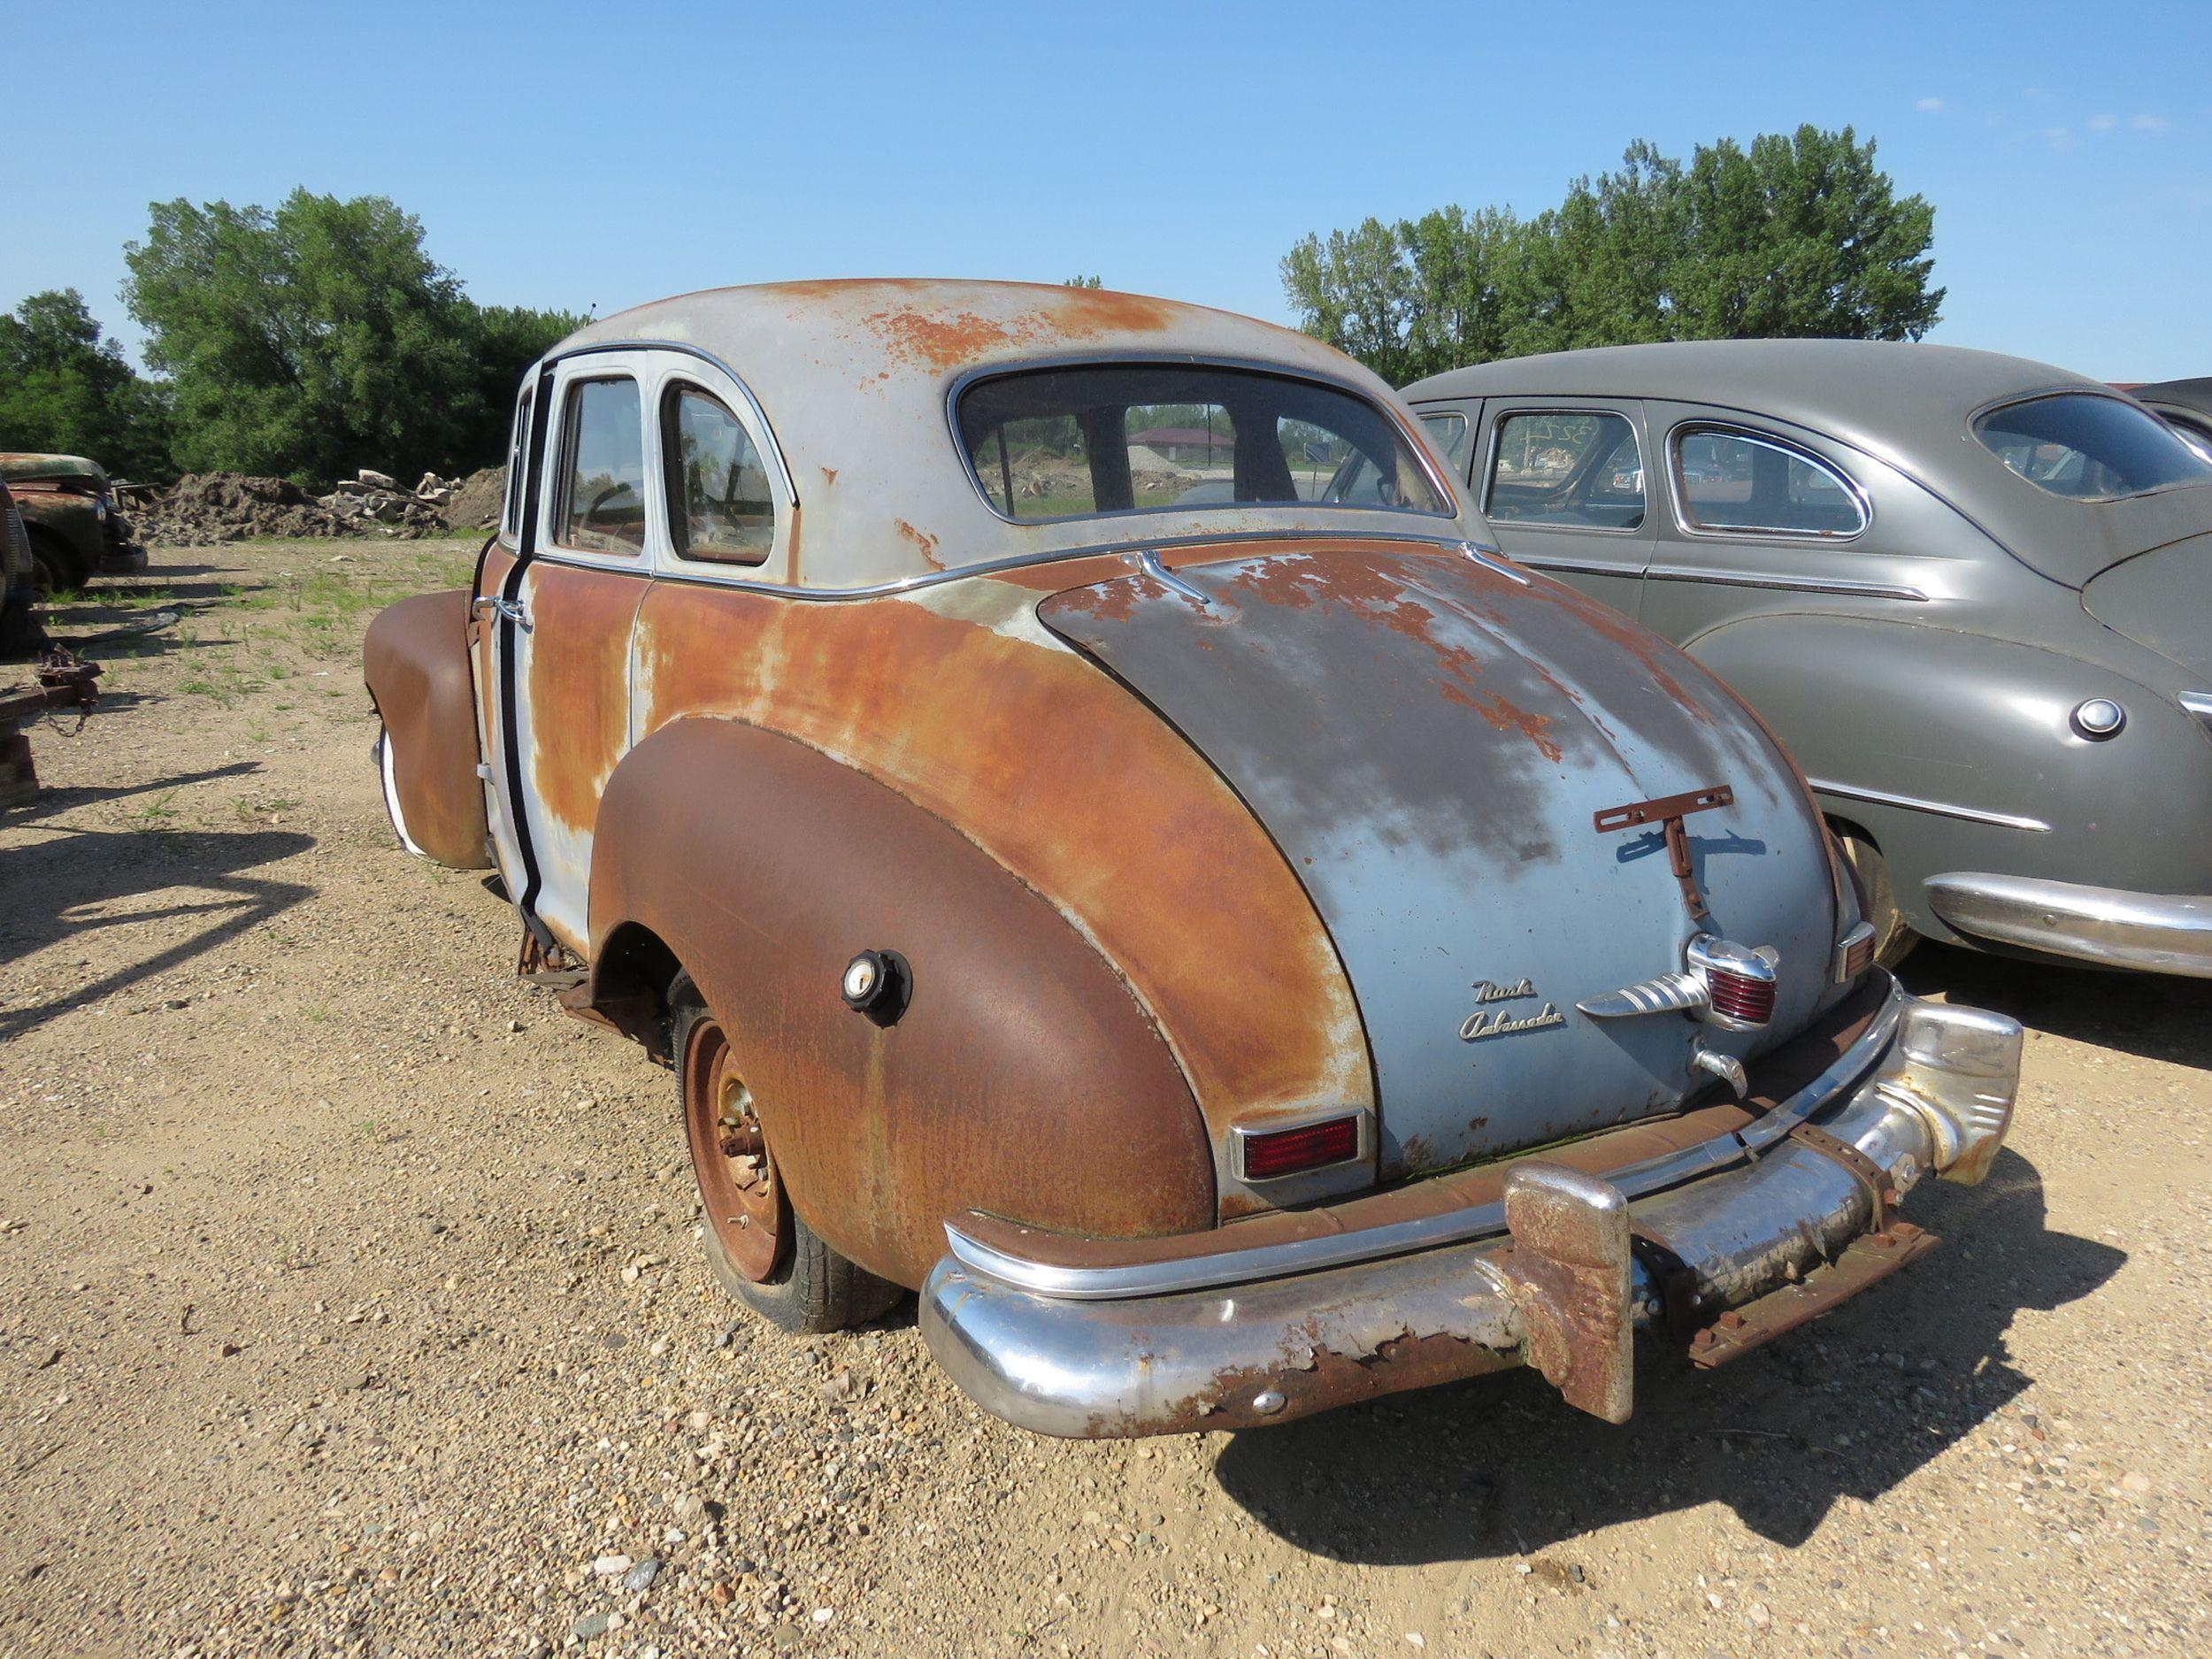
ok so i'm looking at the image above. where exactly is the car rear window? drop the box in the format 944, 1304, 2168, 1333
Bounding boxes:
954, 364, 1448, 523
1973, 392, 2212, 501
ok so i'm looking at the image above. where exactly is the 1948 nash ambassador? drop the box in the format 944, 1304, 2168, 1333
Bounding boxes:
365, 281, 2020, 1436
1405, 342, 2212, 977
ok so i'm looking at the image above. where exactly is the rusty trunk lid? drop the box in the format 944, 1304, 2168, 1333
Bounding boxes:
1038, 542, 1839, 1178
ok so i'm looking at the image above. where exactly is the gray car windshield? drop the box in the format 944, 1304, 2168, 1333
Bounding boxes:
956, 364, 1448, 523
1974, 393, 2212, 501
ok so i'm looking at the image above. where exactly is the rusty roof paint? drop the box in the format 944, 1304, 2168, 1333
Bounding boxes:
554, 280, 1484, 592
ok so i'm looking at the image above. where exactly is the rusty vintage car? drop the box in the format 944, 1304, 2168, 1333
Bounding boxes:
0, 453, 148, 593
363, 280, 2022, 1436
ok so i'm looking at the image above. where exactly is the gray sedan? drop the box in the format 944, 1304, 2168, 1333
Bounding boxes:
1406, 341, 2212, 977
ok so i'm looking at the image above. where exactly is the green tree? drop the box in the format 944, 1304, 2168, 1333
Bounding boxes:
1282, 127, 1943, 380
0, 289, 173, 478
122, 189, 579, 484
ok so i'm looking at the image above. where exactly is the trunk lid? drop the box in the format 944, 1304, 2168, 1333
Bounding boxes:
2081, 531, 2212, 680
1039, 544, 1839, 1177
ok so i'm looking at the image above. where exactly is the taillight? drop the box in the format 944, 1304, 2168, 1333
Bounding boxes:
1234, 1111, 1366, 1182
1686, 935, 1778, 1033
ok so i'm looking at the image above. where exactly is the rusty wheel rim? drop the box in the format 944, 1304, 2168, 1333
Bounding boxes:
681, 1013, 783, 1282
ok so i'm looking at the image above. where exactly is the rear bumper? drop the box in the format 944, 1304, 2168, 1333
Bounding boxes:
1925, 871, 2212, 977
920, 986, 2020, 1438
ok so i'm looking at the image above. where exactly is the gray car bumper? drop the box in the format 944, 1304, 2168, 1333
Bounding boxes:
920, 987, 2020, 1438
1925, 872, 2212, 977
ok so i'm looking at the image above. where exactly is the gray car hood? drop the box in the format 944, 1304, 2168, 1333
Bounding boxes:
1039, 543, 1844, 1176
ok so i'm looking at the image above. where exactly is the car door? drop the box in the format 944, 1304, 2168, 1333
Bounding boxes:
1636, 406, 1923, 648
1472, 398, 1655, 616
471, 381, 535, 899
489, 351, 657, 957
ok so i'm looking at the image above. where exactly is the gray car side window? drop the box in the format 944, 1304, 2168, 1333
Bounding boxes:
1485, 410, 1645, 532
1671, 425, 1868, 539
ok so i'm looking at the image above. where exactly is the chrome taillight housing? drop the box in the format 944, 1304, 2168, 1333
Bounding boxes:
1685, 935, 1778, 1032
1832, 919, 1877, 983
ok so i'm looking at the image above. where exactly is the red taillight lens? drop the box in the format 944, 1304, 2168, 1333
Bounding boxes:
1240, 1115, 1361, 1181
1707, 968, 1777, 1025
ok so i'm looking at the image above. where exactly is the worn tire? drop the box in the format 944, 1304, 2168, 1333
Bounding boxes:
668, 971, 901, 1334
1839, 830, 1918, 969
24, 529, 81, 597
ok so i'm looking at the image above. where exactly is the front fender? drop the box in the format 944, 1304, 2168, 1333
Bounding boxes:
1684, 613, 2212, 937
585, 717, 1217, 1288
362, 589, 492, 870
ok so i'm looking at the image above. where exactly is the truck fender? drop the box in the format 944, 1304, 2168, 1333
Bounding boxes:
584, 716, 1217, 1288
362, 589, 492, 870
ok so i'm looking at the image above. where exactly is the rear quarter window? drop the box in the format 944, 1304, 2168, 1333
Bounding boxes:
1672, 426, 1866, 537
1974, 392, 2212, 501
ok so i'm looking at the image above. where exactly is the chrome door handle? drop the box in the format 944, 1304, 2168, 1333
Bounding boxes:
472, 595, 529, 627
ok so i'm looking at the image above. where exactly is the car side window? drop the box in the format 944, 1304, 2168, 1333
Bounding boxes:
1673, 426, 1867, 537
1419, 411, 1472, 480
662, 385, 776, 565
1486, 411, 1644, 531
557, 377, 648, 556
501, 386, 534, 541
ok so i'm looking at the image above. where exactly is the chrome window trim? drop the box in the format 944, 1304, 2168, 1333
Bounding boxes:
1644, 565, 1930, 602
1967, 387, 2212, 505
944, 979, 1907, 1302
1417, 409, 1473, 483
1808, 776, 2052, 833
2180, 691, 2212, 731
1480, 404, 1648, 536
657, 375, 778, 572
1664, 419, 1871, 541
544, 339, 798, 508
628, 525, 1482, 603
545, 370, 653, 566
1230, 1106, 1376, 1184
941, 350, 1461, 530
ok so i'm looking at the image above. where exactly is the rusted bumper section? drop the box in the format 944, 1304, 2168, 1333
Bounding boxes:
919, 991, 2021, 1438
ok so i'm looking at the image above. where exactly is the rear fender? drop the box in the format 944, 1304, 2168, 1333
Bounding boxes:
584, 717, 1217, 1288
362, 589, 493, 870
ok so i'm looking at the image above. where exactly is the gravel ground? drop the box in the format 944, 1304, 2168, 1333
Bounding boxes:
2, 541, 2207, 1659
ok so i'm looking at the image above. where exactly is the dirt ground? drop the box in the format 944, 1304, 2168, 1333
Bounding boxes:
3, 540, 2208, 1659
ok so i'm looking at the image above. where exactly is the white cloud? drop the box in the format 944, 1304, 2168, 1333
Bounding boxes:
2131, 112, 2171, 131
2046, 126, 2078, 151
1915, 96, 1946, 113
2087, 113, 2117, 133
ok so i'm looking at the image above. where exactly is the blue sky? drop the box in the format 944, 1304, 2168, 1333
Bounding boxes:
5, 0, 2207, 380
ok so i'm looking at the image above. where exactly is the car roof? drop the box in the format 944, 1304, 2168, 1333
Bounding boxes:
2131, 376, 2212, 417
0, 452, 106, 486
1404, 340, 2212, 584
1403, 340, 2105, 452
549, 280, 1476, 589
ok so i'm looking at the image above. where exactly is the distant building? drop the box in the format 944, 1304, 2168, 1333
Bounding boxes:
1126, 426, 1232, 465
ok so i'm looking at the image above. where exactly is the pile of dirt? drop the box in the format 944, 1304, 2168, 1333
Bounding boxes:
442, 466, 505, 531
135, 472, 452, 547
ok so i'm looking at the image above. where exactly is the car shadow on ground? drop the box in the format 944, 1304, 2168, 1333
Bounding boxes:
0, 762, 262, 828
1900, 942, 2212, 1071
1211, 1148, 2120, 1564
0, 816, 313, 1041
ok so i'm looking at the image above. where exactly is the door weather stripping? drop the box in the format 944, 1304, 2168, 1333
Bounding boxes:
1136, 548, 1211, 605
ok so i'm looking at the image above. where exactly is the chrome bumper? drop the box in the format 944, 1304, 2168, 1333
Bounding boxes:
920, 987, 2020, 1438
1925, 871, 2212, 978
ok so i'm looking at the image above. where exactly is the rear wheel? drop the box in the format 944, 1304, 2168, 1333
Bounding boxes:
24, 530, 81, 597
1839, 830, 1918, 969
373, 722, 428, 856
671, 971, 900, 1333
